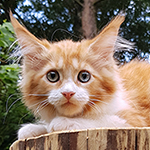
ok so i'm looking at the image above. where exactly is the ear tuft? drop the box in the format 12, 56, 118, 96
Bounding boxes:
86, 13, 125, 70
10, 11, 42, 46
93, 12, 125, 41
10, 11, 50, 71
89, 12, 125, 52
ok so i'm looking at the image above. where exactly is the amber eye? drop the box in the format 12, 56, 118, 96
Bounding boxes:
46, 70, 60, 83
78, 71, 91, 83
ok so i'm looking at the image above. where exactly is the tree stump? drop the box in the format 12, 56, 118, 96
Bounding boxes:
10, 127, 150, 150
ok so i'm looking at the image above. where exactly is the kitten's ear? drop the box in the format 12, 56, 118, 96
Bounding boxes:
10, 11, 50, 70
10, 11, 44, 52
91, 13, 125, 43
87, 13, 125, 68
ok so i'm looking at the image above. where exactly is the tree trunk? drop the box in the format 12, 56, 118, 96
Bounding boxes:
82, 0, 97, 39
10, 128, 150, 150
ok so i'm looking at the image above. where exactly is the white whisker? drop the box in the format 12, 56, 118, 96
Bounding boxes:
89, 95, 100, 97
89, 95, 113, 98
34, 102, 49, 115
18, 112, 34, 125
28, 101, 42, 109
90, 99, 108, 105
3, 98, 21, 124
6, 93, 21, 111
6, 98, 21, 113
34, 99, 49, 115
87, 103, 98, 112
28, 99, 49, 109
89, 101, 101, 112
29, 94, 50, 96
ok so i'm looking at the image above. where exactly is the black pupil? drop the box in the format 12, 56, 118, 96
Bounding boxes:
51, 72, 56, 79
82, 73, 88, 80
78, 71, 90, 83
47, 71, 59, 82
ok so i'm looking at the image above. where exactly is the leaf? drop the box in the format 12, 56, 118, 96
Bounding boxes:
2, 22, 15, 34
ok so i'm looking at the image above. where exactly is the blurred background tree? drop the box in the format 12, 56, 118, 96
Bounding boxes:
0, 0, 150, 149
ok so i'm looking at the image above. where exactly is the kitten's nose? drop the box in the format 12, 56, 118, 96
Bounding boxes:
61, 92, 75, 100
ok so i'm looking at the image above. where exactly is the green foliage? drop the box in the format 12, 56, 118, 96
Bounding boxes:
0, 21, 15, 47
0, 21, 16, 65
0, 21, 34, 150
0, 64, 20, 95
0, 64, 34, 150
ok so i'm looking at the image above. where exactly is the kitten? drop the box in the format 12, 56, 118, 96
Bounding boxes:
10, 12, 150, 140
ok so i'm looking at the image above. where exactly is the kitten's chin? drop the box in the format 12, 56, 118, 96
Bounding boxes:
57, 102, 83, 117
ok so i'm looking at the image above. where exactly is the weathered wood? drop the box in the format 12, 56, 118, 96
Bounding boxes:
10, 128, 150, 150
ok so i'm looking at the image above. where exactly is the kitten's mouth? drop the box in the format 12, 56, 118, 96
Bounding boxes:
57, 99, 83, 117
62, 101, 75, 107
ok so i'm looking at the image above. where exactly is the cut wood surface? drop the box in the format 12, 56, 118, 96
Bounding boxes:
10, 127, 150, 150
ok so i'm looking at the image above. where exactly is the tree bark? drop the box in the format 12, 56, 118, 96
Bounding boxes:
10, 128, 150, 150
82, 0, 97, 39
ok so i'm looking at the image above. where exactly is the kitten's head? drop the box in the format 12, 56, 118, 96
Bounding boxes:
10, 12, 125, 120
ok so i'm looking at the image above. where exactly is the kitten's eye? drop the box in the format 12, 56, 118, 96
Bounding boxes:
78, 71, 91, 83
46, 70, 60, 83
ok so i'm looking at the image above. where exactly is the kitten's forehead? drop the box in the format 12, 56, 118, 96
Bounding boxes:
72, 58, 79, 69
41, 40, 93, 78
47, 55, 87, 71
49, 40, 87, 69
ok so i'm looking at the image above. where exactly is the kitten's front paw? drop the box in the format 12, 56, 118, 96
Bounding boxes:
47, 117, 81, 132
18, 123, 47, 139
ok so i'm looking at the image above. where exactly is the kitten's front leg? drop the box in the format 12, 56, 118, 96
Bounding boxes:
18, 123, 47, 139
47, 117, 92, 132
47, 115, 131, 133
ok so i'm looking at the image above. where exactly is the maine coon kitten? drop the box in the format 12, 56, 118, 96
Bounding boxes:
10, 12, 150, 140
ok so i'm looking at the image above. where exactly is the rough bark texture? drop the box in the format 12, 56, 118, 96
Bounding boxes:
82, 0, 97, 39
10, 128, 150, 150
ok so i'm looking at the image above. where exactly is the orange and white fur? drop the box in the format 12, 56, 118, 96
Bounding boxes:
10, 12, 150, 139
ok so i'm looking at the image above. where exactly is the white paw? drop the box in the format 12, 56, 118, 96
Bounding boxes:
18, 123, 47, 139
47, 117, 81, 132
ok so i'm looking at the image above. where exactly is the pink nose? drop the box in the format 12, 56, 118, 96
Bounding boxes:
61, 92, 75, 100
